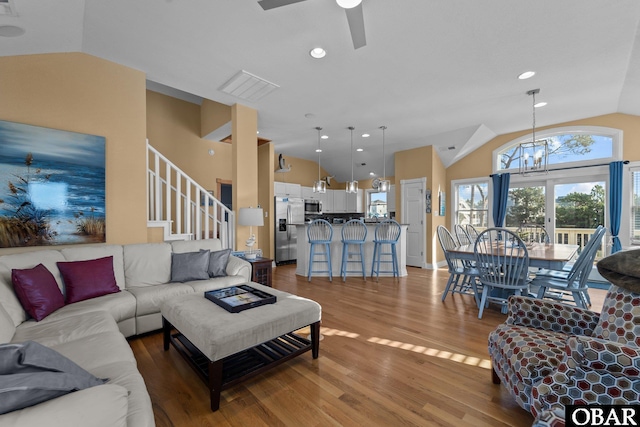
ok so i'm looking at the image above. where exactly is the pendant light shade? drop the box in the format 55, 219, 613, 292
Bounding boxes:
336, 0, 362, 9
378, 126, 390, 192
346, 126, 358, 193
518, 89, 548, 175
313, 127, 326, 193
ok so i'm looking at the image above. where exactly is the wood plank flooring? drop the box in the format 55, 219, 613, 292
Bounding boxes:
129, 265, 607, 427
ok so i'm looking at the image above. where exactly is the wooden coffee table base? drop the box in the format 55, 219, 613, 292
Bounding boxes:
163, 317, 320, 411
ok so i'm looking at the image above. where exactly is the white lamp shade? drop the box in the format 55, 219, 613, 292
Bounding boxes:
238, 207, 264, 226
378, 179, 390, 192
346, 181, 359, 193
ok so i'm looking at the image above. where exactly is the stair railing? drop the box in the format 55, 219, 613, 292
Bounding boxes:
147, 142, 235, 248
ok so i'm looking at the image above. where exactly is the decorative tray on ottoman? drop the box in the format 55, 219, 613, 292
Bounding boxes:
205, 284, 277, 313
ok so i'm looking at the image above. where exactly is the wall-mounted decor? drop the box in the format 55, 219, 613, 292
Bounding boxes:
439, 191, 446, 216
0, 120, 106, 248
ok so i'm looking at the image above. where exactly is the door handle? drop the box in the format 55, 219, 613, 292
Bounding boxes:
287, 205, 291, 240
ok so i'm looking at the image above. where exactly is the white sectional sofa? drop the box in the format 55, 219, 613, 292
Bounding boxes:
0, 239, 251, 427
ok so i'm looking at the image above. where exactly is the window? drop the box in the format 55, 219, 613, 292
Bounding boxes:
494, 126, 620, 173
454, 181, 489, 230
367, 191, 387, 219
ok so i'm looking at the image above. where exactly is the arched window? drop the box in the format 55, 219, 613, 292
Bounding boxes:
493, 126, 622, 173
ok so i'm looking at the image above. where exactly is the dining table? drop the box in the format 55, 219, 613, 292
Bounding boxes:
448, 242, 580, 270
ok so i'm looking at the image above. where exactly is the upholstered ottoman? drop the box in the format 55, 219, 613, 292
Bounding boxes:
161, 284, 321, 411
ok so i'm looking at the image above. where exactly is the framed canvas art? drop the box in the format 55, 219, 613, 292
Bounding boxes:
0, 120, 106, 247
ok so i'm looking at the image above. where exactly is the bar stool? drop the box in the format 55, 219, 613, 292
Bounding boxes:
371, 219, 401, 279
340, 219, 368, 281
307, 219, 333, 282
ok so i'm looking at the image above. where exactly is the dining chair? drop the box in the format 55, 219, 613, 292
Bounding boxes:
474, 228, 531, 319
531, 225, 606, 308
340, 219, 367, 281
465, 224, 480, 242
307, 219, 333, 282
515, 223, 550, 244
437, 225, 481, 306
454, 224, 472, 246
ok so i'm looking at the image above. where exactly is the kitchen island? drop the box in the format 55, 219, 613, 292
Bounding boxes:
294, 223, 408, 278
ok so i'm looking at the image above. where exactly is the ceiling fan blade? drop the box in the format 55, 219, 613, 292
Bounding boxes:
258, 0, 308, 10
344, 3, 366, 49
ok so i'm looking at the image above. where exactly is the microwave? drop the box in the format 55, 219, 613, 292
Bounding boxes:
304, 199, 322, 214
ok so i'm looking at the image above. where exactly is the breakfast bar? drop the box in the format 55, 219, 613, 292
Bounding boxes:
294, 223, 408, 278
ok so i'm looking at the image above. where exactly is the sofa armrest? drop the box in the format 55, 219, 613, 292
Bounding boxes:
506, 295, 600, 336
226, 256, 251, 282
570, 335, 640, 376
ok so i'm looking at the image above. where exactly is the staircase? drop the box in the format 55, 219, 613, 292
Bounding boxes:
147, 142, 235, 249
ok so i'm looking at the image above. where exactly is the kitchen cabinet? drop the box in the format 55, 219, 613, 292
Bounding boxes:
274, 182, 302, 198
346, 189, 363, 212
301, 186, 323, 201
323, 190, 333, 213
333, 190, 347, 213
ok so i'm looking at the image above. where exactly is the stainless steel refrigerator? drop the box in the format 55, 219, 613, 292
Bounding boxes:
275, 196, 304, 264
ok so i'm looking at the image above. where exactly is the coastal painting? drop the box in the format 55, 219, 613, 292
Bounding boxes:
0, 120, 106, 248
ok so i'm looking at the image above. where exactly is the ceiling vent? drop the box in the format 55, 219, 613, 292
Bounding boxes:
0, 0, 17, 16
219, 70, 279, 102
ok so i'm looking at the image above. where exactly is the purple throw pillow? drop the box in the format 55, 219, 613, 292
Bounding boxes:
57, 256, 120, 304
12, 264, 65, 321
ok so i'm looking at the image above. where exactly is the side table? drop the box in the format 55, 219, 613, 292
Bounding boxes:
245, 256, 273, 287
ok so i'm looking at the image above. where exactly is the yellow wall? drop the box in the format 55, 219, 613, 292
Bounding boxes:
274, 154, 333, 188
146, 90, 232, 192
0, 53, 147, 254
258, 144, 274, 259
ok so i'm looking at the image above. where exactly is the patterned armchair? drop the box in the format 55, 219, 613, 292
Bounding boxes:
488, 285, 640, 427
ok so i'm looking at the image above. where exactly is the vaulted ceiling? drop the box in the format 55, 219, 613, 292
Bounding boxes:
2, 0, 640, 181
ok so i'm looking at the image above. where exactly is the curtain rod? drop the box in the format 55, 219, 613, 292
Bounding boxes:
490, 160, 629, 177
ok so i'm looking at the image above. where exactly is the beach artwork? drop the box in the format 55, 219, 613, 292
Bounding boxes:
0, 120, 106, 247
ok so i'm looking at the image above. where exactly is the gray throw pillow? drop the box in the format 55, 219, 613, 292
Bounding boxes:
170, 250, 210, 282
0, 341, 106, 415
208, 249, 231, 278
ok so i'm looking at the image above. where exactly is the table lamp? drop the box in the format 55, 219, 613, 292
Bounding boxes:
238, 207, 264, 260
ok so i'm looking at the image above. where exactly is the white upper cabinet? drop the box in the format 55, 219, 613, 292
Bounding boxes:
274, 182, 302, 198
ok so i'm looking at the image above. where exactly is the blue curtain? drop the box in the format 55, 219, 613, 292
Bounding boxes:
609, 161, 623, 253
492, 173, 510, 227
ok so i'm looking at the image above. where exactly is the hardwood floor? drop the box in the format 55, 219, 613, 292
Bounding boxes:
130, 265, 607, 427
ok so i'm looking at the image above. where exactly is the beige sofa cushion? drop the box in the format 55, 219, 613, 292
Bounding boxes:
12, 310, 119, 347
124, 243, 172, 287
49, 331, 136, 370
0, 303, 15, 344
61, 245, 126, 290
127, 283, 193, 317
171, 239, 223, 253
0, 384, 129, 427
90, 361, 154, 427
186, 275, 247, 293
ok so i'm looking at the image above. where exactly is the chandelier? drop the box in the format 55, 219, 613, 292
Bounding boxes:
313, 127, 326, 193
346, 126, 358, 193
519, 89, 548, 175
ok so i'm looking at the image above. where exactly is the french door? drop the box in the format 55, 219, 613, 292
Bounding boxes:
505, 173, 608, 258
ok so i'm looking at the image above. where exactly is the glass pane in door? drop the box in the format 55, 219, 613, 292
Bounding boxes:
554, 181, 605, 259
505, 185, 546, 231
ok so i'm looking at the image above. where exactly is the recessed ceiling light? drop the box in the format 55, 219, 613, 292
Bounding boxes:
309, 47, 326, 59
0, 25, 25, 37
369, 171, 375, 176
321, 135, 328, 139
304, 113, 316, 119
356, 148, 363, 152
518, 71, 536, 80
315, 149, 322, 153
534, 101, 547, 108
361, 133, 370, 138
336, 0, 362, 9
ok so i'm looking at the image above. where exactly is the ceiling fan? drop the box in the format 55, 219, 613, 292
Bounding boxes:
257, 0, 366, 50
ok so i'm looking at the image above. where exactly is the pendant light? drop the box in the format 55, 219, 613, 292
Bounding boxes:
313, 127, 326, 193
346, 126, 358, 193
518, 89, 548, 175
378, 125, 390, 192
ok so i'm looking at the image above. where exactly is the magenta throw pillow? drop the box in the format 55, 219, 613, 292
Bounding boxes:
12, 264, 65, 321
57, 256, 120, 304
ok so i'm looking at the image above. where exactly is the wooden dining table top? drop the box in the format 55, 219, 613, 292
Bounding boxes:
449, 242, 580, 270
